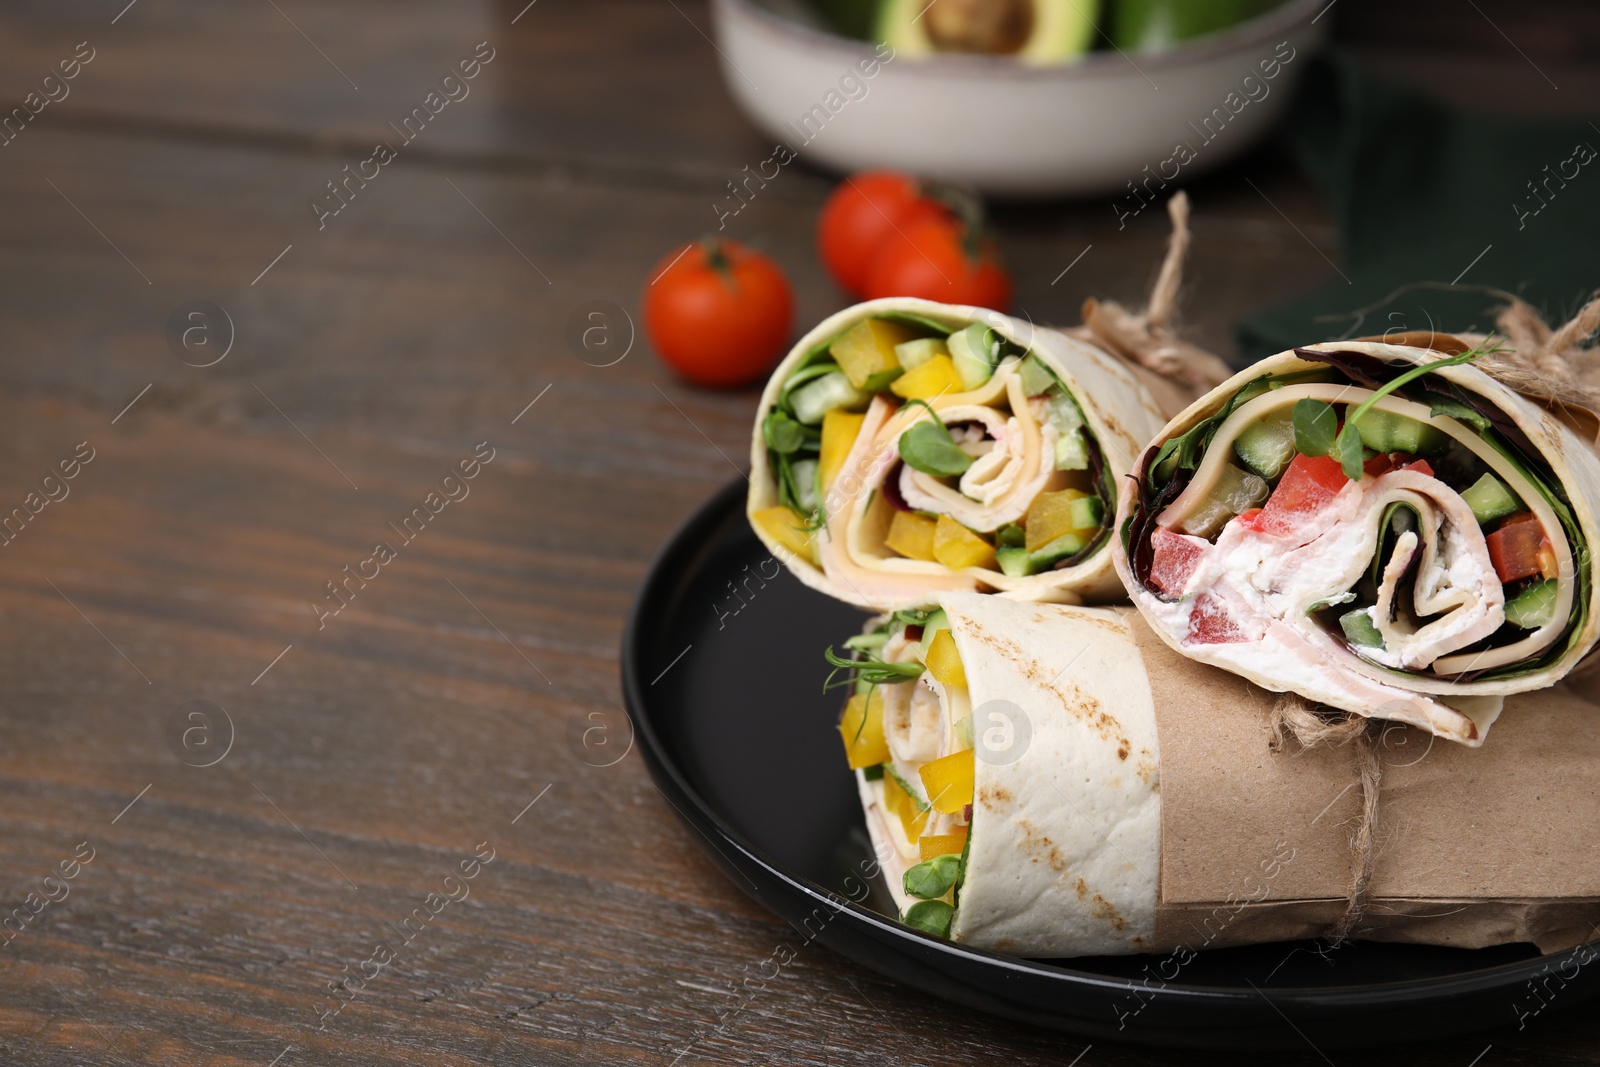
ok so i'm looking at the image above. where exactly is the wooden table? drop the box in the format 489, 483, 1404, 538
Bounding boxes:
0, 1, 1594, 1064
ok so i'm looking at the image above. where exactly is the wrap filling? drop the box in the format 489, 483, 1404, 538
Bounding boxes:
753, 312, 1114, 598
1122, 345, 1592, 727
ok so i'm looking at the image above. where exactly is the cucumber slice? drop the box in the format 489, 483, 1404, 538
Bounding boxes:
1054, 432, 1089, 471
1045, 393, 1090, 471
948, 324, 998, 391
1067, 494, 1104, 530
1461, 472, 1522, 525
1505, 579, 1559, 629
994, 522, 1026, 549
1176, 463, 1269, 539
1339, 607, 1386, 649
1029, 530, 1090, 569
791, 371, 869, 425
1233, 409, 1296, 480
895, 337, 947, 371
779, 360, 839, 405
1352, 409, 1448, 456
996, 546, 1034, 577
1018, 354, 1059, 396
792, 458, 819, 512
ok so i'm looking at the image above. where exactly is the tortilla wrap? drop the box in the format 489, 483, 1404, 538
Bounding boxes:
1114, 340, 1600, 746
749, 298, 1168, 613
838, 594, 1600, 959
854, 593, 1160, 957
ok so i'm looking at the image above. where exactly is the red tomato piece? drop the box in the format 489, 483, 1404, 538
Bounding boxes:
1486, 514, 1550, 583
817, 172, 953, 298
861, 216, 1013, 312
1364, 453, 1435, 479
1275, 453, 1349, 501
1186, 592, 1249, 644
1254, 454, 1350, 534
1149, 526, 1204, 597
1235, 507, 1267, 531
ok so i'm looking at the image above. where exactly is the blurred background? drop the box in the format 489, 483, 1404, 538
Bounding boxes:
0, 2, 1597, 1064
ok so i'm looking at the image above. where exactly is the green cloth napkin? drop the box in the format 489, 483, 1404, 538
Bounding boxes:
1238, 56, 1600, 359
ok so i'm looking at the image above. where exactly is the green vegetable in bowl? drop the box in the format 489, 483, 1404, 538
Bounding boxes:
1109, 0, 1285, 53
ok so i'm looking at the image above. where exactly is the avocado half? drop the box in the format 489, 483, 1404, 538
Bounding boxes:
876, 0, 1100, 65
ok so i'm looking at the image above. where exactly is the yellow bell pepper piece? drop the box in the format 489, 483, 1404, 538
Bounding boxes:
923, 628, 966, 688
838, 690, 889, 770
932, 515, 996, 571
885, 511, 938, 561
919, 825, 968, 862
751, 506, 817, 567
1025, 488, 1095, 553
818, 409, 865, 497
890, 354, 963, 401
830, 318, 920, 390
919, 748, 975, 815
883, 769, 930, 842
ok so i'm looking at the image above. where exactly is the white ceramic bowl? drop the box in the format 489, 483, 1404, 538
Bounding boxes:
710, 0, 1330, 198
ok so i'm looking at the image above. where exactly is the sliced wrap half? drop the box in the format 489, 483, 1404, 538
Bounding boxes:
1114, 339, 1600, 746
833, 593, 1160, 957
749, 298, 1168, 613
829, 594, 1600, 959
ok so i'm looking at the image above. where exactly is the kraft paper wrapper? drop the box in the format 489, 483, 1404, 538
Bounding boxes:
1128, 619, 1600, 955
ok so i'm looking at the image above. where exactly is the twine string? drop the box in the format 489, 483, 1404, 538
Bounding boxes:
1268, 694, 1384, 945
1075, 192, 1235, 392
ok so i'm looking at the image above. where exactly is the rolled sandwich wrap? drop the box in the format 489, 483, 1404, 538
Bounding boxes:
750, 298, 1168, 612
832, 594, 1600, 958
1114, 339, 1600, 746
835, 593, 1160, 956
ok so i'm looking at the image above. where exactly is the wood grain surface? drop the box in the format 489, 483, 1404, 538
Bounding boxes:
0, 1, 1595, 1064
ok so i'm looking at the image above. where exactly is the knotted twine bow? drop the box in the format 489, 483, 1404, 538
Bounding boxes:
1369, 290, 1600, 440
1072, 192, 1236, 405
1484, 292, 1600, 415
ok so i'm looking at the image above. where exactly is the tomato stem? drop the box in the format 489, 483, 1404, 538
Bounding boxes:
922, 182, 987, 263
701, 236, 738, 291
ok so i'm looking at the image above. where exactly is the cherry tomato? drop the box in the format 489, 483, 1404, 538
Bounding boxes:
817, 171, 952, 297
861, 216, 1013, 312
643, 238, 794, 388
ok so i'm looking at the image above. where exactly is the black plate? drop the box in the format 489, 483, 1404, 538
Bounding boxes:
622, 480, 1600, 1050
